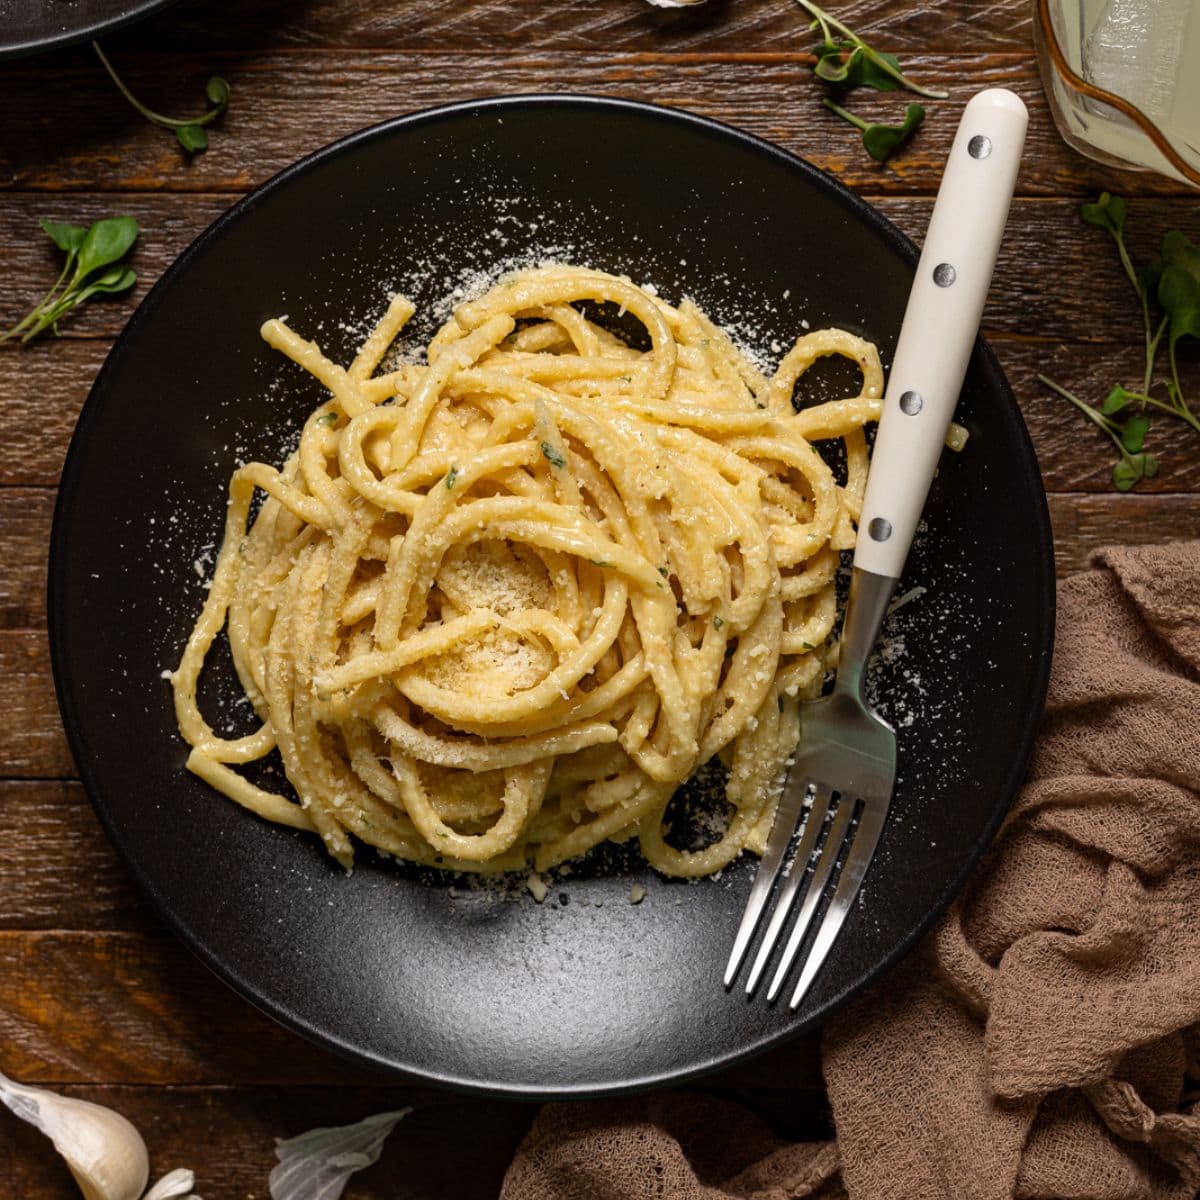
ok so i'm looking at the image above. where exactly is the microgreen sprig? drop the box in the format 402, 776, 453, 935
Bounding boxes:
93, 41, 230, 155
1, 217, 138, 344
1042, 193, 1200, 490
823, 98, 925, 162
794, 1, 947, 99
1038, 375, 1159, 491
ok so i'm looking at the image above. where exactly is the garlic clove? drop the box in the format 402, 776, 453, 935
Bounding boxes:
0, 1070, 149, 1200
143, 1167, 197, 1200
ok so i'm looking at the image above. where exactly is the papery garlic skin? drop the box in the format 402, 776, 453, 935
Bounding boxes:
0, 1071, 150, 1200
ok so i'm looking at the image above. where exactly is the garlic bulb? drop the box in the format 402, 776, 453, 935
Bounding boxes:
0, 1070, 149, 1200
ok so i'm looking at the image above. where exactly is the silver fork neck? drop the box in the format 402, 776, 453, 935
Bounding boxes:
833, 567, 899, 701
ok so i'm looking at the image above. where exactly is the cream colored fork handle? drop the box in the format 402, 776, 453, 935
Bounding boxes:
853, 88, 1028, 580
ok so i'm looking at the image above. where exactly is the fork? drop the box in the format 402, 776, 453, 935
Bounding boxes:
725, 89, 1029, 1010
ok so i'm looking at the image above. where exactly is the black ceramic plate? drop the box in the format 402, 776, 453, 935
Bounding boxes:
0, 0, 177, 59
49, 96, 1054, 1098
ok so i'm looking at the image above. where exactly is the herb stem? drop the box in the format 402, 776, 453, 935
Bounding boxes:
792, 0, 948, 98
1038, 373, 1129, 456
1166, 340, 1196, 429
1132, 383, 1200, 434
93, 41, 224, 130
823, 97, 869, 132
1145, 314, 1168, 395
1, 256, 72, 341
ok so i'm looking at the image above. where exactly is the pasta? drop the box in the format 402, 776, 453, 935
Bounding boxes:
171, 265, 886, 879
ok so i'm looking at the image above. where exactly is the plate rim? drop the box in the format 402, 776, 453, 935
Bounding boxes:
47, 93, 1057, 1099
0, 0, 179, 61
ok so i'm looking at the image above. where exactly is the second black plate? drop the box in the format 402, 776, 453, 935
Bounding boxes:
0, 0, 178, 59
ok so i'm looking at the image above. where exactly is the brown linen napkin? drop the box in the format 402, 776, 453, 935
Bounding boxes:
500, 543, 1200, 1200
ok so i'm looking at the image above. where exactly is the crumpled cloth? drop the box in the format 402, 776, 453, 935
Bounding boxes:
500, 543, 1200, 1200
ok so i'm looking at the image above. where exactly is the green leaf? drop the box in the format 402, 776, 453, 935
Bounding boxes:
1119, 412, 1149, 452
540, 441, 566, 469
1157, 230, 1200, 347
847, 49, 903, 91
1079, 193, 1126, 235
1111, 458, 1139, 491
1111, 451, 1157, 491
812, 41, 855, 83
39, 220, 87, 255
76, 216, 139, 278
1100, 385, 1133, 415
76, 265, 137, 300
1161, 229, 1200, 275
1137, 257, 1164, 298
445, 464, 458, 490
861, 103, 925, 162
205, 75, 232, 108
176, 124, 209, 153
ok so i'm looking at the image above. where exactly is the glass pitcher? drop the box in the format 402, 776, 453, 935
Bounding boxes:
1033, 0, 1200, 187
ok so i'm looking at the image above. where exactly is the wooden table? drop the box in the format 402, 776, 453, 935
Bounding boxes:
1, 1, 1197, 1195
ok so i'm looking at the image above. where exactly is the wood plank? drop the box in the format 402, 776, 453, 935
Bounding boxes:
1048, 493, 1200, 577
0, 1077, 828, 1198
0, 1084, 538, 1200
0, 930, 391, 1085
0, 490, 53, 630
110, 0, 1036, 54
0, 632, 73, 778
0, 929, 825, 1089
0, 1079, 834, 1200
4, 192, 1195, 347
0, 53, 1187, 198
0, 782, 147, 930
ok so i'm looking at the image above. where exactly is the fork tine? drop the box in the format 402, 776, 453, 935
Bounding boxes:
744, 783, 833, 996
723, 779, 810, 987
765, 794, 855, 1002
788, 801, 888, 1009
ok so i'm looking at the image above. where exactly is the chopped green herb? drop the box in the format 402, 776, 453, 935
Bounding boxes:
589, 559, 613, 568
713, 615, 725, 630
540, 441, 567, 469
657, 566, 670, 578
801, 640, 816, 650
619, 374, 633, 383
316, 412, 338, 428
445, 464, 459, 490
